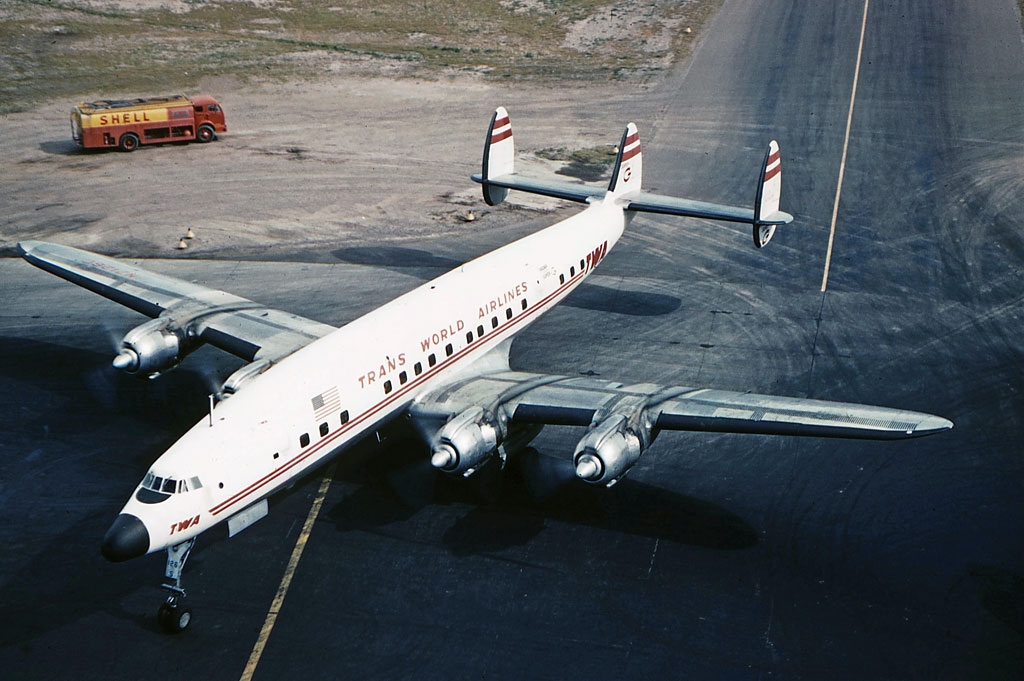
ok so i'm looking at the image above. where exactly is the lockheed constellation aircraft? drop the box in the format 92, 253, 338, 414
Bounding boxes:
19, 108, 951, 633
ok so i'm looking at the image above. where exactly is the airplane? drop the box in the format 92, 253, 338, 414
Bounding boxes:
18, 107, 952, 634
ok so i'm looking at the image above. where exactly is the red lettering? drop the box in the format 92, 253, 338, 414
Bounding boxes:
169, 514, 200, 535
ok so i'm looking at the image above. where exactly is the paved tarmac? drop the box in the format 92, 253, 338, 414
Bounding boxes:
2, 0, 1023, 679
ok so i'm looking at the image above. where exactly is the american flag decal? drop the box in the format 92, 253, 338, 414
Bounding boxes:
311, 386, 341, 420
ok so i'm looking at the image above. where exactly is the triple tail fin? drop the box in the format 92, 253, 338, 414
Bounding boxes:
470, 108, 792, 249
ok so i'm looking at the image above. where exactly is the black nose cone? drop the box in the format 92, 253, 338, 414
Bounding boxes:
101, 514, 150, 562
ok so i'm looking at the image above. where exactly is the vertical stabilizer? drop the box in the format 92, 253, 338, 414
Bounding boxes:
752, 140, 783, 248
607, 123, 642, 199
481, 107, 514, 206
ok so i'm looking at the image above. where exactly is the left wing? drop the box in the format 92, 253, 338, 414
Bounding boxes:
19, 241, 335, 376
409, 371, 953, 486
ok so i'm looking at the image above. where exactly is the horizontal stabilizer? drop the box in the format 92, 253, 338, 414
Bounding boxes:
625, 140, 793, 248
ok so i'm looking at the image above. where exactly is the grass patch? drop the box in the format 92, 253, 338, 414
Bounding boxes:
1, 0, 724, 113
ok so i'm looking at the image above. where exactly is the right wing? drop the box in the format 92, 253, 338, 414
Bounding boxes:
19, 241, 335, 370
409, 371, 953, 486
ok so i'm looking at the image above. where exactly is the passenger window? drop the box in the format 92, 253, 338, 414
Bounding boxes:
399, 370, 407, 384
521, 299, 528, 310
580, 259, 585, 270
477, 325, 485, 337
570, 266, 575, 276
319, 422, 329, 436
414, 362, 422, 375
445, 344, 453, 357
559, 274, 565, 284
506, 308, 512, 320
491, 317, 498, 329
466, 331, 474, 344
340, 410, 349, 424
384, 380, 393, 394
300, 433, 310, 448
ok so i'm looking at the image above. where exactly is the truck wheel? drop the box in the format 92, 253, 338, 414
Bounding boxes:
119, 133, 140, 152
196, 125, 215, 143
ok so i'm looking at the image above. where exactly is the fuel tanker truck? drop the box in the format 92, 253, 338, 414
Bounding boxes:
71, 94, 227, 151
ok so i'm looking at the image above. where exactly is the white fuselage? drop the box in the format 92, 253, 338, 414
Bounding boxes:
119, 196, 632, 553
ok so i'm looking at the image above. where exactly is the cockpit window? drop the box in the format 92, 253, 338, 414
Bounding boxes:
140, 471, 202, 495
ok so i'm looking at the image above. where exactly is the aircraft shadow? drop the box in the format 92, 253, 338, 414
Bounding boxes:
324, 438, 757, 557
330, 245, 680, 317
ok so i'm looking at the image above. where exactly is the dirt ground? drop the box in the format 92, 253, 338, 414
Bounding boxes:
0, 70, 669, 261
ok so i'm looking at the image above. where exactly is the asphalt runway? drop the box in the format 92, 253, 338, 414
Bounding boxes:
2, 0, 1023, 679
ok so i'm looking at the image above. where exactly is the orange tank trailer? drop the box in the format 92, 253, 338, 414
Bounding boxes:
71, 94, 227, 152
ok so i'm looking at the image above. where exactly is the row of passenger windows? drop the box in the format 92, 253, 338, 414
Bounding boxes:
378, 298, 529, 396
289, 297, 536, 452
558, 258, 588, 286
297, 409, 351, 450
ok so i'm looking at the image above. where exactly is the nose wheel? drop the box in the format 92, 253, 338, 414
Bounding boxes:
157, 595, 192, 633
157, 537, 195, 634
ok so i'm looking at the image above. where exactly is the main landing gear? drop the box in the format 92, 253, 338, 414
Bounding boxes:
157, 538, 195, 634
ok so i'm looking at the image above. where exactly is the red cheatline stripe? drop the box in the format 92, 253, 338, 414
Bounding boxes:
491, 128, 512, 144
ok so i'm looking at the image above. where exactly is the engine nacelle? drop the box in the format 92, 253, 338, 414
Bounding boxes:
218, 359, 273, 400
112, 318, 188, 378
431, 406, 504, 477
573, 414, 643, 487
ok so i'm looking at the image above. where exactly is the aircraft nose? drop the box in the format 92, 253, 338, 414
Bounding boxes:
101, 513, 150, 562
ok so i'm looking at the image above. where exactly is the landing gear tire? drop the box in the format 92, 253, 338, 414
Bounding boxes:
157, 596, 192, 634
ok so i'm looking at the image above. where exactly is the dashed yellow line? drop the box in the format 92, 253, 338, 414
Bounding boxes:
821, 0, 870, 292
239, 468, 335, 681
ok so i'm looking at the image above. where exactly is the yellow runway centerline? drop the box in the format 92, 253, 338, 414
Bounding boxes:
240, 468, 335, 681
821, 0, 870, 292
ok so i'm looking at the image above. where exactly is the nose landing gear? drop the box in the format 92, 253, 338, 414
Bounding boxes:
157, 538, 195, 634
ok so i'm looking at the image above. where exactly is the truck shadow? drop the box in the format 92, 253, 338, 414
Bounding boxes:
39, 139, 84, 155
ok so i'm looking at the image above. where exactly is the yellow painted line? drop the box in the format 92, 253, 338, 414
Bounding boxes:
821, 0, 870, 292
239, 469, 335, 681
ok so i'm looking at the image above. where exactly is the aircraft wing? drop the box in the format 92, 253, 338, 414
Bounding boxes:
410, 371, 953, 441
19, 241, 335, 364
